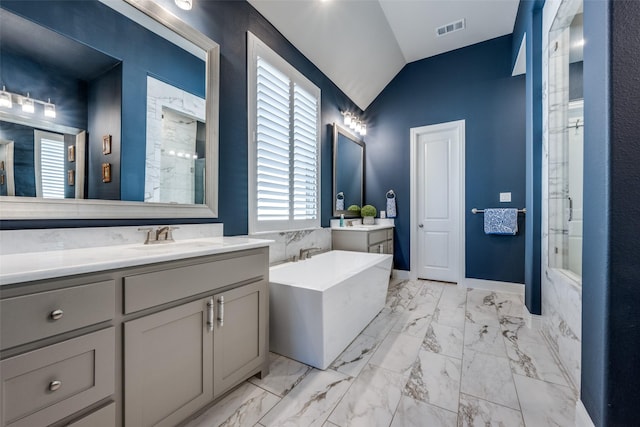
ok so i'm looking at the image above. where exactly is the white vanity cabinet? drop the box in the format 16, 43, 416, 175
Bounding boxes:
332, 226, 394, 255
0, 245, 269, 427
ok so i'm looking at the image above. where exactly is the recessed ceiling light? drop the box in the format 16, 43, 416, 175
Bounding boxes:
175, 0, 192, 11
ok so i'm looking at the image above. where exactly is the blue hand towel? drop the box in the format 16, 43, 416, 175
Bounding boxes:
484, 208, 518, 235
386, 190, 396, 218
336, 192, 344, 211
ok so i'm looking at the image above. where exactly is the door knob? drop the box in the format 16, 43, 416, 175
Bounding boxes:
418, 224, 424, 228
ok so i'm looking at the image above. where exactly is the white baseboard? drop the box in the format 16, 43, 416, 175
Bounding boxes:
523, 304, 545, 329
575, 400, 595, 427
459, 278, 525, 295
392, 269, 411, 280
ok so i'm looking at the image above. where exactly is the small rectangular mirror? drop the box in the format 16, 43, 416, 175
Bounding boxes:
332, 123, 364, 218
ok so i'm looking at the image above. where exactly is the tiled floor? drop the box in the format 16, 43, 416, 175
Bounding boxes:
186, 279, 577, 427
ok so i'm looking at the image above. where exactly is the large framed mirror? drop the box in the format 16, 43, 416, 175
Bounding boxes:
332, 123, 364, 218
0, 0, 219, 219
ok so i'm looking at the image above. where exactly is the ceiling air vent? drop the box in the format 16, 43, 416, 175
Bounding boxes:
436, 19, 465, 37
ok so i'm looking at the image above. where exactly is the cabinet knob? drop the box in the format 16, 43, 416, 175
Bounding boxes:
49, 380, 62, 392
50, 309, 64, 321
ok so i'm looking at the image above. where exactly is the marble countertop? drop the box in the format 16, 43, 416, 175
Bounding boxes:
0, 236, 272, 286
331, 224, 394, 232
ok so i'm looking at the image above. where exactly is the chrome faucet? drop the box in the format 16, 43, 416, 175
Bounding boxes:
138, 226, 179, 244
299, 247, 322, 260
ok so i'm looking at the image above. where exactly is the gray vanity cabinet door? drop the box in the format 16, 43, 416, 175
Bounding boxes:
213, 280, 268, 397
124, 299, 213, 427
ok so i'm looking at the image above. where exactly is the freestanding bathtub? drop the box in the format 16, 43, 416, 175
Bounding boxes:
269, 250, 393, 369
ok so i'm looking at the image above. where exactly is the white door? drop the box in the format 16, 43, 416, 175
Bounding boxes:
414, 121, 463, 282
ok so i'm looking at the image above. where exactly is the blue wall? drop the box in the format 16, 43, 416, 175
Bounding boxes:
512, 0, 544, 314
0, 0, 361, 231
582, 1, 640, 425
364, 35, 526, 282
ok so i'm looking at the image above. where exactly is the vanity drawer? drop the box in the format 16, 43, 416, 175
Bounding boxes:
67, 402, 115, 427
123, 250, 267, 313
0, 280, 116, 350
0, 327, 115, 427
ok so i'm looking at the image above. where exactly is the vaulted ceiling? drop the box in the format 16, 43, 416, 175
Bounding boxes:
248, 0, 520, 110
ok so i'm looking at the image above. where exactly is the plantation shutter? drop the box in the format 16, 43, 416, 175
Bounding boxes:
40, 136, 65, 199
249, 32, 320, 233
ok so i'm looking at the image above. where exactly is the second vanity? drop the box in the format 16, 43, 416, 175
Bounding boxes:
331, 219, 394, 256
0, 228, 271, 427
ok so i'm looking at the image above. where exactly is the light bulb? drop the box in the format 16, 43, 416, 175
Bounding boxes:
355, 120, 362, 134
344, 112, 352, 126
44, 99, 56, 118
22, 94, 34, 114
175, 0, 192, 10
349, 117, 357, 130
360, 124, 367, 136
0, 86, 12, 108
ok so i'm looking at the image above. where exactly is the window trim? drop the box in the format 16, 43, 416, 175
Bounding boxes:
247, 31, 321, 234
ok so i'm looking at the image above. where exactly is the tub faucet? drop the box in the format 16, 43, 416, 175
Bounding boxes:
299, 247, 322, 260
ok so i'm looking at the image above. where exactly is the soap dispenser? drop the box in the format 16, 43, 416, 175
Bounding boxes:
339, 214, 344, 227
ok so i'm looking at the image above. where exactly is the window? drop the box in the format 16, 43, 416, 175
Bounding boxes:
248, 32, 321, 233
34, 130, 65, 199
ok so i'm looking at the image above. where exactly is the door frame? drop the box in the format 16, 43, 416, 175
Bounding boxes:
409, 120, 466, 282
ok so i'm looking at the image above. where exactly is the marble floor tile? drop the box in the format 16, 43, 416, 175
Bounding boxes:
392, 311, 432, 338
514, 374, 576, 427
403, 350, 461, 412
460, 350, 520, 410
464, 323, 507, 358
390, 396, 457, 427
384, 282, 417, 314
494, 292, 526, 318
406, 282, 443, 315
330, 334, 380, 377
185, 382, 279, 427
249, 353, 313, 397
260, 369, 352, 427
458, 393, 524, 427
369, 332, 423, 375
465, 290, 500, 327
500, 316, 568, 386
361, 310, 400, 340
422, 321, 464, 359
327, 364, 406, 427
322, 421, 340, 427
433, 286, 467, 330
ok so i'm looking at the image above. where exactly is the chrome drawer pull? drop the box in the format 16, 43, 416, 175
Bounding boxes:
50, 309, 64, 321
49, 380, 62, 392
218, 296, 224, 327
206, 297, 214, 332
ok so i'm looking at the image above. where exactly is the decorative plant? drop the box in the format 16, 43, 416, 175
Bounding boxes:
360, 204, 377, 218
347, 205, 361, 214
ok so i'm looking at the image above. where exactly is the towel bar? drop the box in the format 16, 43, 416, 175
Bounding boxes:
471, 208, 526, 214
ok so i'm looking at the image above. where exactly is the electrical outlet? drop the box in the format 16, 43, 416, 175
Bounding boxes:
500, 192, 512, 203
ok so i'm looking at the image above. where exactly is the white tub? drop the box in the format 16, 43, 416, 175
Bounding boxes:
269, 250, 392, 369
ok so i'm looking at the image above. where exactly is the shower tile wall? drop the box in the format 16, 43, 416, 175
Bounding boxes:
145, 76, 205, 203
251, 228, 332, 265
541, 0, 582, 391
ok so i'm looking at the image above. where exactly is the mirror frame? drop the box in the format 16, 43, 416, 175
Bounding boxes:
332, 123, 364, 218
0, 0, 220, 219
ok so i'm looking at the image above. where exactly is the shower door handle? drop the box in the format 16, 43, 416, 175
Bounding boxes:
568, 197, 573, 222
418, 224, 424, 228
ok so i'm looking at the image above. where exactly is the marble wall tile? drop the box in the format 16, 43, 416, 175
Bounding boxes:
252, 228, 331, 265
403, 350, 461, 412
390, 396, 457, 427
327, 364, 406, 427
330, 334, 381, 378
513, 374, 576, 427
185, 382, 279, 427
0, 224, 223, 255
369, 332, 423, 375
249, 353, 312, 398
460, 350, 519, 410
458, 393, 524, 427
260, 369, 352, 427
422, 321, 464, 359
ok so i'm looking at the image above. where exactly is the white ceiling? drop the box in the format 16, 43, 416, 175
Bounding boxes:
248, 0, 520, 110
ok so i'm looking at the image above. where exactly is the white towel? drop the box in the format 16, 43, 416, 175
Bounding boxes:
484, 208, 518, 235
386, 190, 396, 218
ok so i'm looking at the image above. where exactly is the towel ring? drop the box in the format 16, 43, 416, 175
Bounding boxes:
386, 190, 395, 198
336, 192, 344, 199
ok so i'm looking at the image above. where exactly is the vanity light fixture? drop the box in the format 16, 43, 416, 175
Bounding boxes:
44, 99, 56, 118
0, 86, 12, 108
22, 93, 35, 114
175, 0, 192, 10
340, 110, 367, 136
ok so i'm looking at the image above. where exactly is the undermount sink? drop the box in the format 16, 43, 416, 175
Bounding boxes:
347, 224, 379, 229
129, 239, 222, 252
